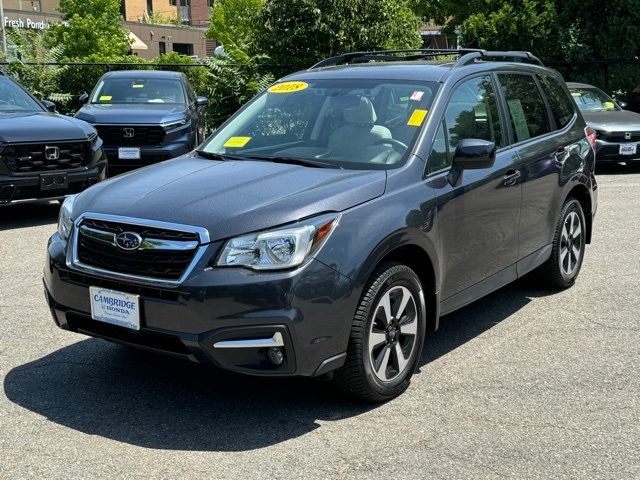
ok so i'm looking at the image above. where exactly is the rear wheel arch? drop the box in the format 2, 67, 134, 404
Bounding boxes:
565, 183, 593, 244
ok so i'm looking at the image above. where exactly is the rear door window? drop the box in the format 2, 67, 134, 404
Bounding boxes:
498, 74, 551, 143
539, 75, 576, 129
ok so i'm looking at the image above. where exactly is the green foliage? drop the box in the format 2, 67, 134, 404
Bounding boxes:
200, 50, 274, 127
258, 0, 422, 69
207, 0, 265, 52
555, 0, 640, 62
459, 0, 559, 60
5, 29, 72, 104
49, 0, 131, 60
144, 12, 184, 27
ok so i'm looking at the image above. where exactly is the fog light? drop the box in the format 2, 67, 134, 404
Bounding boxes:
268, 347, 284, 366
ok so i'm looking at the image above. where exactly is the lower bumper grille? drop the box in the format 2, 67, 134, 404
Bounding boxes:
66, 312, 190, 357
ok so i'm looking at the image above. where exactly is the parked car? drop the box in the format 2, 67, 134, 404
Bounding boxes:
626, 85, 640, 114
44, 50, 597, 402
567, 82, 640, 168
0, 73, 106, 206
75, 70, 208, 174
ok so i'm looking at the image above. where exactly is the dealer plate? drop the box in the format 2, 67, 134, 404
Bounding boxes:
619, 144, 637, 156
90, 287, 140, 330
118, 147, 141, 160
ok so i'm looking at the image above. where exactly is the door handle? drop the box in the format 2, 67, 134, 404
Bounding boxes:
503, 169, 521, 187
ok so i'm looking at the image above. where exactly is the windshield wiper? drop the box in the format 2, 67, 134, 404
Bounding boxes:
195, 150, 246, 161
235, 154, 340, 169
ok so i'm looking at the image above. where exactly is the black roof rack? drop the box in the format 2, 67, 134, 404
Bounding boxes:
309, 49, 544, 69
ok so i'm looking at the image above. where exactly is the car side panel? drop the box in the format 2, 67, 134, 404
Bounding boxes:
517, 121, 593, 260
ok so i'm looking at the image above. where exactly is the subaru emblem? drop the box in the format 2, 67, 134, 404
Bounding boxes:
115, 232, 143, 251
123, 128, 135, 138
44, 146, 60, 160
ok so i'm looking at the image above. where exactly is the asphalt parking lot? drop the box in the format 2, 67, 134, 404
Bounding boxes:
1, 165, 638, 479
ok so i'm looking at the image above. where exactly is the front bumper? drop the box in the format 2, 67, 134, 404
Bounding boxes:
43, 232, 354, 377
0, 161, 107, 205
596, 139, 640, 163
104, 142, 192, 168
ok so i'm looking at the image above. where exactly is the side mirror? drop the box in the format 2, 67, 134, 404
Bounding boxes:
195, 96, 208, 107
79, 93, 89, 105
618, 101, 628, 109
41, 100, 56, 112
448, 138, 496, 186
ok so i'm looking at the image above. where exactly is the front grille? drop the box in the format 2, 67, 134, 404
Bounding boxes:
600, 131, 640, 143
1, 141, 91, 173
76, 218, 199, 281
82, 218, 199, 242
95, 125, 166, 146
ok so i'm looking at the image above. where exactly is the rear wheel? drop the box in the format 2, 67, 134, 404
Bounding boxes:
334, 262, 426, 402
535, 198, 586, 289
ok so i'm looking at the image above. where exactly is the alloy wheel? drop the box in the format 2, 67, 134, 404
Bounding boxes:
368, 286, 418, 382
559, 211, 583, 276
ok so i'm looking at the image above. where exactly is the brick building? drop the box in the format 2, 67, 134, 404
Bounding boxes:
1, 0, 215, 59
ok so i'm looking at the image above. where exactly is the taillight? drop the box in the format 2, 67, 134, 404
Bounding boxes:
585, 127, 597, 151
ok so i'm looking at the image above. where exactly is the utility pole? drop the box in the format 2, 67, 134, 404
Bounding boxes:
0, 0, 6, 58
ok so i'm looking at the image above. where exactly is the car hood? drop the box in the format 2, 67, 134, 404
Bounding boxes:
75, 104, 188, 125
0, 111, 94, 143
73, 155, 387, 242
582, 109, 640, 131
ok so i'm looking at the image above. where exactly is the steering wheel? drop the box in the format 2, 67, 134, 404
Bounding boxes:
0, 100, 10, 105
371, 137, 409, 153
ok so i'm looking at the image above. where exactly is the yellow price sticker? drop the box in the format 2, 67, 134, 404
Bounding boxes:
603, 101, 615, 110
99, 96, 112, 101
407, 109, 428, 127
571, 92, 582, 97
268, 81, 309, 94
132, 84, 144, 89
224, 136, 252, 148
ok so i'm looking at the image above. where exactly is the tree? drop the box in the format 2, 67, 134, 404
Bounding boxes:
5, 29, 71, 104
49, 0, 131, 60
206, 0, 265, 52
258, 0, 422, 69
459, 0, 559, 61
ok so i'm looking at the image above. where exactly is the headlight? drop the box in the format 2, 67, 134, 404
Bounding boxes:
58, 195, 77, 242
215, 214, 339, 270
162, 118, 189, 131
87, 131, 98, 145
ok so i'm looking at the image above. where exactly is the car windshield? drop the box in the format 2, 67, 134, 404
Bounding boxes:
200, 78, 438, 169
91, 77, 186, 105
570, 87, 619, 112
0, 76, 44, 112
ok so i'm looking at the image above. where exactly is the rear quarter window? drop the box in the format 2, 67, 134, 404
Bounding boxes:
539, 75, 576, 129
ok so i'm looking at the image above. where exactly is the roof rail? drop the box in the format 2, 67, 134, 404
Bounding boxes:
309, 49, 484, 69
455, 50, 544, 67
309, 48, 544, 69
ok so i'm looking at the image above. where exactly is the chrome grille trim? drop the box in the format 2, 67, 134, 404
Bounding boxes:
79, 225, 199, 251
67, 213, 211, 287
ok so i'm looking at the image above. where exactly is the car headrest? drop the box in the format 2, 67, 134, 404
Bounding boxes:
343, 96, 377, 125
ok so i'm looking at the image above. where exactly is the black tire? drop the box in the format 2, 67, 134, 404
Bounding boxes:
535, 198, 586, 289
334, 262, 426, 403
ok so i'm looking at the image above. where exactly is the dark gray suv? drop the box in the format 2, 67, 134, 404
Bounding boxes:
44, 50, 598, 402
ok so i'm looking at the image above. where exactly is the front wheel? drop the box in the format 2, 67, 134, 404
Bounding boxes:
334, 262, 426, 402
535, 198, 586, 289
